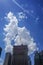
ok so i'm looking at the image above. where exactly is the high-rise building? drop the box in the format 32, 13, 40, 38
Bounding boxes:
11, 45, 29, 65
28, 56, 31, 65
0, 47, 2, 57
34, 51, 43, 65
34, 51, 40, 65
4, 45, 31, 65
39, 51, 43, 65
3, 53, 11, 65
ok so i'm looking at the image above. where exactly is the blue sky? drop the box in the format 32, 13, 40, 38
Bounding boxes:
0, 0, 43, 65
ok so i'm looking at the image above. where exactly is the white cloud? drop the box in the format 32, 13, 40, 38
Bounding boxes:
5, 44, 13, 54
18, 12, 27, 21
4, 12, 38, 55
14, 27, 37, 55
4, 12, 18, 44
4, 12, 18, 54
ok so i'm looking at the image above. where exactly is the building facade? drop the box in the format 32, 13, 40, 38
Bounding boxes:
0, 47, 2, 57
39, 51, 43, 65
28, 56, 31, 65
11, 45, 28, 65
3, 53, 11, 65
34, 51, 40, 65
3, 45, 31, 65
34, 51, 43, 65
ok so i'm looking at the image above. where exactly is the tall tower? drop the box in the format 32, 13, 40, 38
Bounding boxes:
3, 53, 11, 65
34, 51, 43, 65
39, 51, 43, 65
0, 47, 2, 57
28, 56, 31, 65
11, 45, 28, 65
3, 45, 31, 65
34, 51, 40, 65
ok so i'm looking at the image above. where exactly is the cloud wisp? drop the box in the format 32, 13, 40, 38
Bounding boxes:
17, 12, 27, 21
12, 0, 36, 19
4, 12, 38, 55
